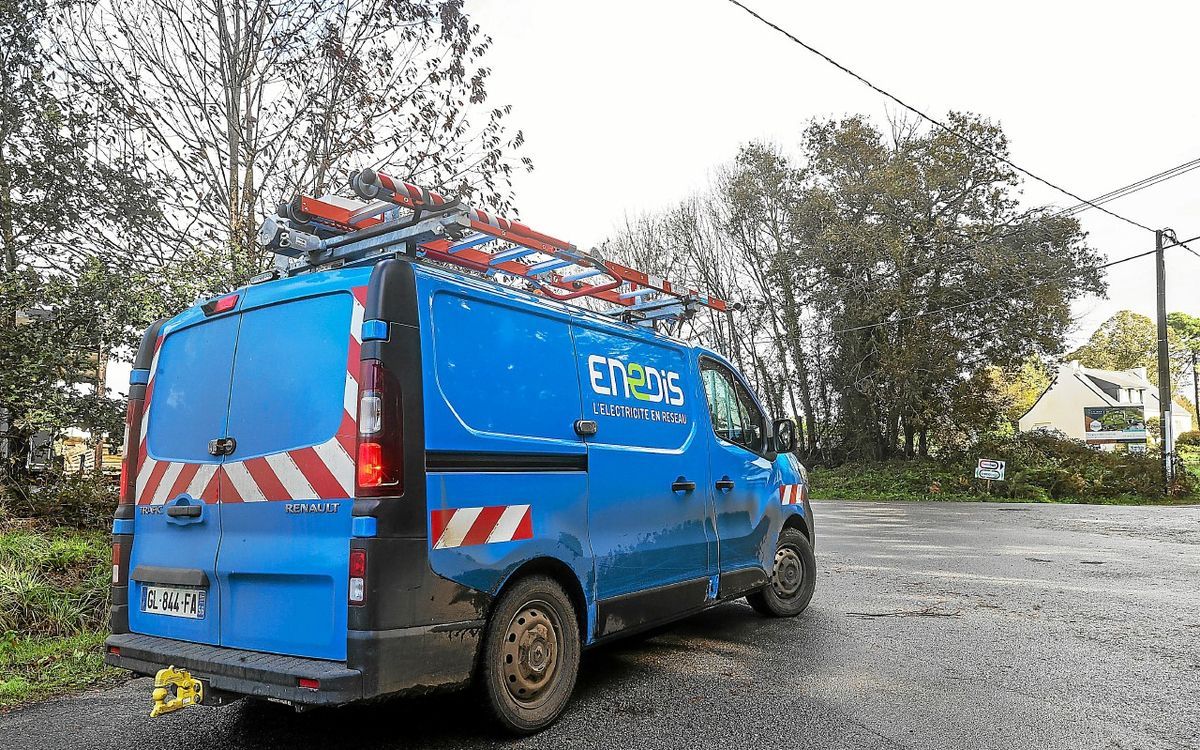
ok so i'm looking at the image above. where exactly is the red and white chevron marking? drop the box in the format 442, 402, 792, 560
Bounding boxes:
779, 483, 806, 505
430, 505, 533, 549
135, 287, 367, 505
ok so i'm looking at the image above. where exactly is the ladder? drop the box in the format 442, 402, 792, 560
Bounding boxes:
256, 169, 727, 326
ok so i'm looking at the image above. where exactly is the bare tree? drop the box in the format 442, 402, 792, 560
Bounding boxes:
63, 0, 530, 285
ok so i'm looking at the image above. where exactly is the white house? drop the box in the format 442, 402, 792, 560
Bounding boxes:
1019, 361, 1194, 449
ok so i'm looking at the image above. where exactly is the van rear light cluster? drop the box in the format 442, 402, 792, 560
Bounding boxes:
118, 394, 146, 504
348, 548, 366, 605
355, 359, 402, 495
111, 542, 122, 585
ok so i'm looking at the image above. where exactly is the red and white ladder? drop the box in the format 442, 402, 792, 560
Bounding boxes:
257, 169, 726, 326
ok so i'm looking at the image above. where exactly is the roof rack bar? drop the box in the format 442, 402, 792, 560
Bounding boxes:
260, 171, 728, 322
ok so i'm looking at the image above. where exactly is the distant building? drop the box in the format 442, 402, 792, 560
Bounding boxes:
1019, 361, 1193, 450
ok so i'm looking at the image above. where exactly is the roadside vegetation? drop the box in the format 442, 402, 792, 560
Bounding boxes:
0, 480, 119, 708
810, 432, 1199, 504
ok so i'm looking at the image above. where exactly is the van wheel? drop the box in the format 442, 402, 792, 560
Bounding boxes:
747, 528, 815, 617
479, 575, 580, 734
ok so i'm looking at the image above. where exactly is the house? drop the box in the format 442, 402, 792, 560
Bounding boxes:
1019, 361, 1194, 451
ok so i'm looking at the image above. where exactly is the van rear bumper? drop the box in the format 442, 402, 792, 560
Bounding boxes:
105, 633, 362, 706
105, 620, 485, 706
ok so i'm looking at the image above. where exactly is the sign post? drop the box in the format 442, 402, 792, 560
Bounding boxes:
975, 459, 1006, 494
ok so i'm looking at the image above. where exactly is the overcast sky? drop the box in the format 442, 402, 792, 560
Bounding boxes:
470, 0, 1200, 349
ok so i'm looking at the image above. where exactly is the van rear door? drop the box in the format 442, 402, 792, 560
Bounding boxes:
127, 311, 237, 646
214, 277, 365, 660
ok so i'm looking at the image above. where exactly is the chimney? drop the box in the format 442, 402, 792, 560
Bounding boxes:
1131, 366, 1148, 381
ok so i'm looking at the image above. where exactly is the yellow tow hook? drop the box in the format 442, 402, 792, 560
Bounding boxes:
150, 666, 203, 718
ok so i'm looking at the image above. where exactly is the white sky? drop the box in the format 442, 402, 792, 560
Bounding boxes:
107, 0, 1200, 398
470, 0, 1200, 346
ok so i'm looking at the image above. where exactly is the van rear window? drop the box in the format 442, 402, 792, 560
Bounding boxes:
224, 293, 352, 459
147, 315, 240, 462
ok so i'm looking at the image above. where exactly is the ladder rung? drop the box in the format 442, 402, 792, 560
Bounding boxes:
527, 259, 572, 277
488, 247, 536, 265
619, 288, 656, 300
449, 234, 495, 253
562, 268, 604, 282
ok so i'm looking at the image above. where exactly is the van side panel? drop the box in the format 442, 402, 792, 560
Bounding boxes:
418, 271, 593, 637
574, 323, 716, 637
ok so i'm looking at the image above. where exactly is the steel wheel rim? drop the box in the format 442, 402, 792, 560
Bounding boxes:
500, 598, 561, 707
772, 546, 804, 599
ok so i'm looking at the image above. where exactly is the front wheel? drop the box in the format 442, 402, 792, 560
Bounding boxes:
479, 575, 580, 734
747, 528, 816, 617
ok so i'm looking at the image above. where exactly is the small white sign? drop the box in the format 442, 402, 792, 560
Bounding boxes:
975, 459, 1006, 481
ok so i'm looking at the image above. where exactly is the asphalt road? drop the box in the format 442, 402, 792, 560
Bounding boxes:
4, 500, 1199, 750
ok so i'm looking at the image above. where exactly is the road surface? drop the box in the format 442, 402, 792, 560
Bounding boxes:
4, 500, 1199, 749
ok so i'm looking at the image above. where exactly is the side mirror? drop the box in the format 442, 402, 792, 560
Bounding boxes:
772, 419, 797, 454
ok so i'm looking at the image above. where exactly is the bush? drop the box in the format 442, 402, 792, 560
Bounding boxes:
1177, 431, 1200, 447
811, 432, 1197, 503
1, 472, 116, 530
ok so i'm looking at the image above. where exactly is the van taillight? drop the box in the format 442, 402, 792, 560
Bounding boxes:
348, 549, 366, 605
118, 397, 145, 504
111, 542, 121, 585
355, 359, 401, 495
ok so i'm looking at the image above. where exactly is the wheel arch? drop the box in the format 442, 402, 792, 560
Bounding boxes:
493, 556, 590, 643
782, 511, 811, 541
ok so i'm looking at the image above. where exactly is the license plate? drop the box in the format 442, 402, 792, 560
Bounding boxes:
141, 584, 207, 619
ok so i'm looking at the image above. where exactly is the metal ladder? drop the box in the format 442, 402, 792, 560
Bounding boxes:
256, 169, 726, 327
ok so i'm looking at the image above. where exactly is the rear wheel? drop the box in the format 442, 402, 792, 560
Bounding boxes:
479, 575, 580, 734
747, 528, 815, 617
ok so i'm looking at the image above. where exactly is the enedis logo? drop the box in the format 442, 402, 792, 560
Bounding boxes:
587, 355, 685, 406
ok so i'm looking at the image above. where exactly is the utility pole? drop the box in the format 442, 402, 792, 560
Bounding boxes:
1155, 229, 1174, 490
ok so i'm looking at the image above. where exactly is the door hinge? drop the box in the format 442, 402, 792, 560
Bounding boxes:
207, 437, 236, 456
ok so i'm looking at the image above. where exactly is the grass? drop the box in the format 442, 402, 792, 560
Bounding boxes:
0, 525, 119, 708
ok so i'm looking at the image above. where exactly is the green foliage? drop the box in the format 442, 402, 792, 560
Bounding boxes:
0, 526, 110, 636
1176, 431, 1200, 447
0, 525, 116, 707
811, 432, 1197, 503
1069, 310, 1188, 385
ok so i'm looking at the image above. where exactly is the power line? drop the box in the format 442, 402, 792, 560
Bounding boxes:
749, 245, 1164, 344
1059, 158, 1200, 217
723, 0, 1157, 234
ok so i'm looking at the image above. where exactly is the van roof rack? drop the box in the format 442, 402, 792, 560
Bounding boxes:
257, 169, 726, 327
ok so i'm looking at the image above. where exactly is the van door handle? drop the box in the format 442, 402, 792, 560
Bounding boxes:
715, 477, 735, 492
671, 477, 697, 493
166, 505, 202, 518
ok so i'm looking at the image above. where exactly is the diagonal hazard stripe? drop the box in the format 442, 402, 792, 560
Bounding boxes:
291, 446, 347, 499
313, 439, 354, 497
187, 464, 219, 498
150, 462, 185, 505
243, 457, 290, 501
164, 462, 200, 500
487, 504, 531, 544
224, 461, 266, 502
137, 459, 166, 505
264, 452, 317, 500
460, 505, 508, 547
434, 506, 483, 549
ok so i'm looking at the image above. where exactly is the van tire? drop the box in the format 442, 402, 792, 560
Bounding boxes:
479, 574, 580, 734
746, 528, 815, 617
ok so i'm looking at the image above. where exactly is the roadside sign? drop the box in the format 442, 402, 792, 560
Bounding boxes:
974, 459, 1006, 481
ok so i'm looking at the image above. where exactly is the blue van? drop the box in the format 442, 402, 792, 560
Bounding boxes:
105, 180, 815, 733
